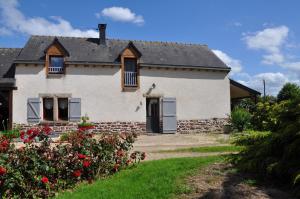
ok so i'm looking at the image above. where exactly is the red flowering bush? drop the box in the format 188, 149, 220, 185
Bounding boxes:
0, 126, 142, 198
0, 137, 10, 153
41, 176, 49, 184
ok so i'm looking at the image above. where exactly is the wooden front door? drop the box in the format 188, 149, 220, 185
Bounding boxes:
146, 98, 160, 133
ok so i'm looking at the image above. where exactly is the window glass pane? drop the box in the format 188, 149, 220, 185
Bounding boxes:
58, 98, 68, 121
124, 59, 137, 72
50, 57, 64, 68
43, 98, 54, 121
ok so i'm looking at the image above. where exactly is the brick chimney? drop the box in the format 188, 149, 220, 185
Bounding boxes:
98, 24, 107, 45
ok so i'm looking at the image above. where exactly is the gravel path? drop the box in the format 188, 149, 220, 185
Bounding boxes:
132, 133, 231, 160
144, 152, 234, 161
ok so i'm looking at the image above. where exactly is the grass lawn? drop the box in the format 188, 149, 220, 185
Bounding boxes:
157, 145, 242, 153
56, 156, 223, 199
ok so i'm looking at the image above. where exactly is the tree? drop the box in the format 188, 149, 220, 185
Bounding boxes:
277, 83, 300, 102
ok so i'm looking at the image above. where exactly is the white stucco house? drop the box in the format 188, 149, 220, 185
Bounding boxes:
0, 24, 260, 133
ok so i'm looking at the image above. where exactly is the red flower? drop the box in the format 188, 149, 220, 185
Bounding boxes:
26, 129, 33, 135
73, 170, 82, 177
126, 159, 131, 165
0, 139, 10, 151
41, 176, 49, 184
23, 138, 31, 144
78, 125, 94, 132
116, 149, 124, 157
0, 167, 7, 175
20, 131, 25, 139
83, 161, 91, 168
113, 163, 120, 171
42, 125, 52, 135
78, 154, 86, 159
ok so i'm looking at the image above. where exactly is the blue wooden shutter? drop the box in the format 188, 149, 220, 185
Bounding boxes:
27, 98, 41, 123
162, 97, 177, 133
69, 98, 81, 122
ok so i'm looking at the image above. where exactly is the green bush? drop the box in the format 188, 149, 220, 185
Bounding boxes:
251, 100, 287, 131
0, 129, 20, 139
231, 130, 271, 146
59, 131, 75, 142
230, 97, 300, 197
230, 108, 252, 132
277, 82, 300, 102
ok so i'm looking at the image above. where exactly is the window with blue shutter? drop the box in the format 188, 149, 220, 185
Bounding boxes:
68, 98, 81, 122
27, 98, 41, 123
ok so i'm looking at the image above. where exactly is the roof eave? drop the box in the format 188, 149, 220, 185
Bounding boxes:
140, 63, 231, 72
0, 78, 17, 90
230, 79, 261, 95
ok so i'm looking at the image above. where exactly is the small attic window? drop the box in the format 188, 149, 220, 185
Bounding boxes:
49, 56, 64, 74
124, 58, 138, 87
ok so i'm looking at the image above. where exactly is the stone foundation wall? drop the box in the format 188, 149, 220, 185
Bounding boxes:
14, 118, 228, 134
177, 118, 229, 134
14, 121, 146, 134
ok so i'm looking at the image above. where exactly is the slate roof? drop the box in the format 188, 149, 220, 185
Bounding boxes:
0, 48, 22, 78
0, 48, 21, 88
16, 36, 230, 70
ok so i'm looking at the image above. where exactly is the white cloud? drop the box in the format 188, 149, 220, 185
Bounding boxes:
244, 26, 289, 54
237, 72, 300, 96
212, 49, 243, 75
243, 25, 300, 72
0, 0, 98, 37
99, 7, 144, 25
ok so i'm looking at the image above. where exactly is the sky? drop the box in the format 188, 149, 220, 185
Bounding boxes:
0, 0, 299, 95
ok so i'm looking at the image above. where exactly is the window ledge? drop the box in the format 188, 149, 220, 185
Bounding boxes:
123, 86, 139, 92
40, 120, 69, 125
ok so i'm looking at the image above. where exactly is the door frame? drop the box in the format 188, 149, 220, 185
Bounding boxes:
0, 89, 13, 130
146, 97, 160, 133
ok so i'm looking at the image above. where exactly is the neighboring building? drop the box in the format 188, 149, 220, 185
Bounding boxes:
0, 24, 260, 133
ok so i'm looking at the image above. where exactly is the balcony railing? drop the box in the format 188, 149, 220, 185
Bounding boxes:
124, 71, 137, 87
48, 66, 64, 74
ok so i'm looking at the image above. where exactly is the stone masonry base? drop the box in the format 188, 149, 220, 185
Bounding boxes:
14, 118, 228, 134
177, 118, 229, 134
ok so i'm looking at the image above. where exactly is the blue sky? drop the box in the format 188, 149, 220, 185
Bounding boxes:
0, 0, 299, 95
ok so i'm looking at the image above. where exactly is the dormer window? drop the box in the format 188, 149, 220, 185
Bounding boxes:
120, 41, 142, 91
49, 56, 64, 74
44, 37, 69, 77
124, 58, 138, 87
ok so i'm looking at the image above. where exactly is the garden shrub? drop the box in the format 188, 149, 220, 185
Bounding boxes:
0, 125, 144, 198
277, 82, 300, 102
251, 100, 287, 131
0, 129, 20, 140
230, 107, 252, 132
231, 130, 271, 146
230, 97, 300, 197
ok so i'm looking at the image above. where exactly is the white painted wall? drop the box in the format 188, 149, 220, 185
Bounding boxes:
13, 65, 230, 123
